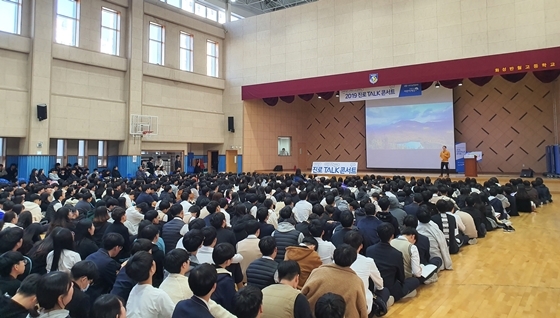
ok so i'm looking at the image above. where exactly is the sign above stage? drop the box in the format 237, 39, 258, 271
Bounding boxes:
339, 84, 421, 102
311, 162, 358, 175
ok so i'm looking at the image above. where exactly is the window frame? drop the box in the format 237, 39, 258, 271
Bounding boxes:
77, 140, 88, 167
0, 0, 22, 35
148, 22, 165, 65
56, 139, 67, 165
55, 0, 80, 47
206, 40, 219, 77
0, 137, 6, 167
179, 31, 194, 72
100, 7, 120, 56
278, 137, 292, 157
97, 141, 108, 168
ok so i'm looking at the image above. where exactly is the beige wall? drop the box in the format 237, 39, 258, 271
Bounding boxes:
225, 0, 560, 163
0, 0, 227, 156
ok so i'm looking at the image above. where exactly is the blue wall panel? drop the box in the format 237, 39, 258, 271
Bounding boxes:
88, 156, 98, 171
218, 155, 226, 173
67, 156, 78, 166
237, 155, 243, 174
18, 156, 52, 181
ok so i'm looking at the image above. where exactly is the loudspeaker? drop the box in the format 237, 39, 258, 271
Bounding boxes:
37, 104, 47, 121
520, 169, 534, 178
228, 116, 235, 132
273, 165, 283, 171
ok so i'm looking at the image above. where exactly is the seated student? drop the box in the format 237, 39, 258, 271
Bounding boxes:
330, 210, 356, 248
137, 224, 165, 287
302, 245, 368, 318
66, 260, 99, 318
257, 207, 275, 238
460, 196, 487, 238
34, 271, 75, 318
357, 203, 383, 249
232, 285, 263, 318
91, 294, 126, 318
246, 236, 279, 290
261, 260, 313, 318
210, 212, 237, 251
454, 203, 478, 244
160, 249, 192, 304
172, 264, 218, 318
391, 228, 424, 280
416, 209, 453, 271
110, 239, 154, 304
237, 220, 262, 283
431, 200, 460, 254
308, 219, 335, 265
161, 204, 186, 254
402, 215, 436, 267
284, 236, 322, 289
503, 186, 519, 217
125, 251, 175, 318
104, 207, 131, 260
211, 243, 238, 312
75, 219, 100, 260
344, 230, 392, 314
46, 227, 81, 273
515, 184, 536, 212
0, 251, 27, 297
377, 197, 401, 238
0, 273, 41, 318
272, 206, 304, 263
366, 223, 420, 302
179, 229, 204, 269
86, 233, 124, 303
315, 293, 346, 318
403, 193, 423, 216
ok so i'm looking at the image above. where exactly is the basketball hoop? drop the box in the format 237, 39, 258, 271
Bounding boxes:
142, 131, 154, 139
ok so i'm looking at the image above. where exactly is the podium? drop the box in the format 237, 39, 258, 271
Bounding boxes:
464, 156, 478, 177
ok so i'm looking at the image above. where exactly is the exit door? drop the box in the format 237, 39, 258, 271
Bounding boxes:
226, 150, 238, 173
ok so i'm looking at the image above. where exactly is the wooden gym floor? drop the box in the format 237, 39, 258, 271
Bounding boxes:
388, 203, 560, 318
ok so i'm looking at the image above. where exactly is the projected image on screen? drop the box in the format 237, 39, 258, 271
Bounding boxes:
365, 87, 455, 169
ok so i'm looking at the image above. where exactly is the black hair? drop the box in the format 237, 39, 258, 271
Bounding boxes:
403, 215, 419, 228
125, 251, 154, 282
342, 230, 363, 250
201, 226, 217, 246
364, 203, 376, 216
377, 223, 395, 243
308, 219, 324, 238
164, 248, 190, 274
0, 250, 25, 277
130, 238, 154, 255
315, 292, 346, 318
436, 199, 448, 213
144, 210, 159, 222
212, 243, 235, 265
182, 229, 204, 253
258, 236, 277, 256
75, 218, 93, 243
50, 227, 75, 272
17, 273, 41, 297
401, 227, 418, 239
277, 260, 300, 281
188, 205, 201, 218
102, 232, 125, 251
339, 210, 354, 228
0, 226, 24, 253
333, 244, 357, 267
245, 219, 260, 235
91, 294, 124, 318
138, 224, 159, 242
232, 285, 263, 318
210, 212, 226, 229
169, 204, 184, 217
159, 200, 171, 211
417, 209, 432, 224
71, 260, 100, 281
377, 197, 390, 211
256, 207, 269, 222
111, 207, 126, 223
16, 211, 33, 229
301, 236, 319, 251
36, 271, 72, 310
188, 263, 217, 297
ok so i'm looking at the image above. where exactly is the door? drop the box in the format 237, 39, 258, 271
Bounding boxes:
207, 151, 212, 173
298, 142, 307, 170
226, 150, 238, 173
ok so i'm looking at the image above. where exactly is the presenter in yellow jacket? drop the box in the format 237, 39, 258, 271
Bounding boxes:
439, 145, 451, 177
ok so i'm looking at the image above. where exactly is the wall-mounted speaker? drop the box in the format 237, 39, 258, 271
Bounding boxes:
37, 104, 47, 121
228, 116, 235, 132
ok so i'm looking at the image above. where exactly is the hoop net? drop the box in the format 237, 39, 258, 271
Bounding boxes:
142, 131, 154, 139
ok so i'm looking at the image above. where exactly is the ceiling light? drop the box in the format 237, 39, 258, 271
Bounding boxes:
435, 81, 440, 88
318, 96, 322, 99
458, 82, 463, 86
335, 91, 339, 97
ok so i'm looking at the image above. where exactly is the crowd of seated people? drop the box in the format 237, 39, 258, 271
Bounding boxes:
0, 164, 553, 318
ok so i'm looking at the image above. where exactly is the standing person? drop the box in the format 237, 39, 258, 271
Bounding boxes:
439, 145, 451, 177
174, 155, 182, 172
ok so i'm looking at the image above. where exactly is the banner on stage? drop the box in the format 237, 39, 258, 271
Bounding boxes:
311, 162, 358, 175
455, 143, 466, 174
339, 84, 422, 102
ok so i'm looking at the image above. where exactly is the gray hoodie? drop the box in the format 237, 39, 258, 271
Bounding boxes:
32, 309, 70, 318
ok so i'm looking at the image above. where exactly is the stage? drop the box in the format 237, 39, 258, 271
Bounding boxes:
253, 170, 560, 194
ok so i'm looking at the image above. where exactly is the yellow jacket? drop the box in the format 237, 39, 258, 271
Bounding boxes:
440, 150, 450, 162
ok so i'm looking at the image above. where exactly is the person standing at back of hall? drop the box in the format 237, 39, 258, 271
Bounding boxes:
439, 145, 450, 177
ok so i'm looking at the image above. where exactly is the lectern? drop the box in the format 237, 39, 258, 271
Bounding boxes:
464, 155, 478, 177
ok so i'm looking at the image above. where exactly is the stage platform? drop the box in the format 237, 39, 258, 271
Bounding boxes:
253, 170, 560, 194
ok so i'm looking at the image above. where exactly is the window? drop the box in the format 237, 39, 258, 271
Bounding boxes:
182, 0, 194, 12
56, 139, 67, 164
98, 141, 107, 167
56, 0, 80, 46
78, 140, 87, 166
194, 3, 206, 17
278, 137, 291, 156
100, 7, 120, 55
180, 32, 193, 72
206, 40, 219, 77
0, 0, 22, 34
148, 22, 164, 65
218, 11, 226, 24
0, 137, 5, 166
206, 8, 217, 22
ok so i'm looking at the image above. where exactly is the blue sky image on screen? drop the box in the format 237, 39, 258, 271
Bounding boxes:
366, 102, 454, 150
